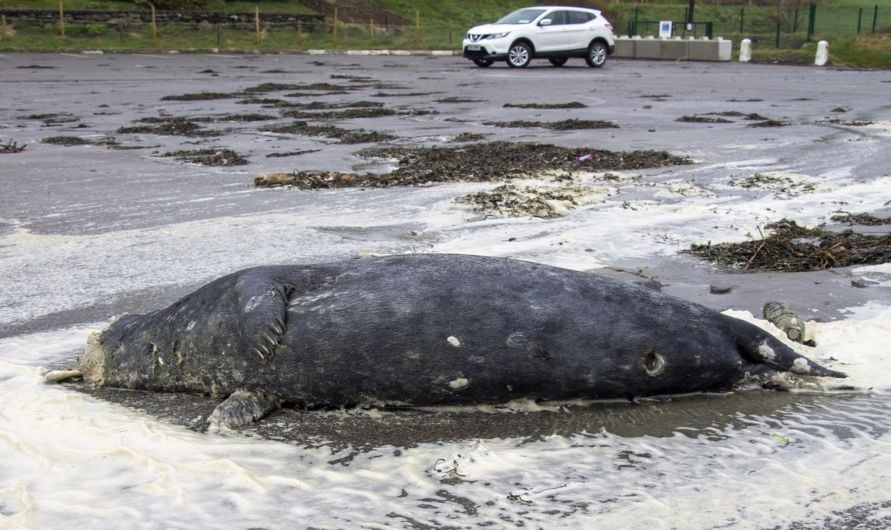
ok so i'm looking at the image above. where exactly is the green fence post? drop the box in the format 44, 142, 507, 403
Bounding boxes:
739, 8, 744, 33
873, 4, 878, 33
793, 9, 798, 33
634, 6, 639, 36
775, 19, 781, 48
856, 8, 862, 34
807, 3, 815, 41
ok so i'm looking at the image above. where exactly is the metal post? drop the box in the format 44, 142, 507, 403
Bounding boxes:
255, 6, 260, 45
740, 8, 744, 33
857, 7, 862, 34
150, 3, 157, 47
216, 23, 221, 48
872, 4, 878, 33
775, 19, 781, 48
793, 9, 798, 33
59, 1, 65, 38
332, 7, 337, 47
415, 8, 420, 48
807, 2, 815, 41
634, 6, 639, 36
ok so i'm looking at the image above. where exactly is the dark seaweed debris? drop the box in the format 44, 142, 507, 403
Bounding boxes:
161, 92, 239, 101
260, 121, 397, 144
41, 136, 120, 147
118, 118, 217, 137
685, 219, 891, 272
677, 115, 732, 124
255, 141, 690, 190
1, 139, 27, 153
484, 119, 618, 130
503, 102, 587, 109
163, 148, 248, 166
831, 212, 891, 226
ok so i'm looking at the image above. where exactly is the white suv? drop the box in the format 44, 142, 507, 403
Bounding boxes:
463, 6, 615, 68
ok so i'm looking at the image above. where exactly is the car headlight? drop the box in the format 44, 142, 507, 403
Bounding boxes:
488, 32, 511, 40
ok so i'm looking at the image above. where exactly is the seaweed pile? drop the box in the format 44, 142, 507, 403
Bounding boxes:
163, 149, 248, 166
456, 183, 611, 219
831, 212, 891, 226
260, 121, 397, 144
255, 141, 690, 190
685, 219, 891, 272
484, 119, 618, 130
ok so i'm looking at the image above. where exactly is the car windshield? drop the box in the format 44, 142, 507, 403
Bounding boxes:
495, 8, 546, 25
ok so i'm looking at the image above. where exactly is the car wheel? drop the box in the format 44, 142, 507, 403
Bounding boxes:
507, 42, 532, 68
549, 57, 568, 67
586, 41, 608, 68
473, 59, 494, 68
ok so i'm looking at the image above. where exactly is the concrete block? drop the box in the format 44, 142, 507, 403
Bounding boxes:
661, 38, 688, 60
687, 38, 731, 61
635, 37, 662, 59
613, 37, 635, 58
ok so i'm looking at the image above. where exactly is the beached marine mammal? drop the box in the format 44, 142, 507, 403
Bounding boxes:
60, 254, 845, 428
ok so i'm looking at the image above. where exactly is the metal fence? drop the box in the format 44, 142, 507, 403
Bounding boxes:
616, 3, 887, 47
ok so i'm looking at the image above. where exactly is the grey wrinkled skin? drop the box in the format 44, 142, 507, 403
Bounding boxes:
81, 254, 845, 412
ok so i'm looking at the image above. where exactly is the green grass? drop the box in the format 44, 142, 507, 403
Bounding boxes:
0, 0, 889, 67
0, 0, 315, 13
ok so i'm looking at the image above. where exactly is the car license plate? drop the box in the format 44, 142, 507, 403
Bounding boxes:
466, 45, 481, 51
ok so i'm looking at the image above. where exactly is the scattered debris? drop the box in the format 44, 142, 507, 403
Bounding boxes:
455, 182, 612, 218
118, 117, 217, 137
163, 148, 248, 166
484, 119, 619, 130
823, 118, 875, 127
20, 112, 80, 126
266, 149, 321, 158
451, 132, 489, 143
748, 119, 788, 127
503, 102, 587, 109
192, 113, 278, 123
677, 115, 733, 124
256, 142, 689, 190
729, 172, 817, 197
255, 171, 359, 189
685, 219, 891, 272
0, 139, 27, 153
282, 107, 399, 120
763, 301, 808, 344
161, 92, 239, 101
831, 212, 891, 226
243, 82, 352, 94
437, 97, 485, 104
41, 136, 119, 147
260, 121, 397, 144
709, 284, 733, 294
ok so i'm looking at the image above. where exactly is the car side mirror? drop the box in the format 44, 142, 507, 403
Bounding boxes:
539, 18, 552, 26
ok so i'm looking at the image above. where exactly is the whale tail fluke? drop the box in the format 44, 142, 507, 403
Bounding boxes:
728, 316, 847, 379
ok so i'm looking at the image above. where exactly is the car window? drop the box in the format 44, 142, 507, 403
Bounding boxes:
567, 11, 594, 24
495, 8, 546, 24
545, 11, 567, 26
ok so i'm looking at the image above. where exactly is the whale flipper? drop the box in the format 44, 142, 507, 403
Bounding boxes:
208, 390, 282, 429
728, 316, 846, 379
235, 270, 293, 362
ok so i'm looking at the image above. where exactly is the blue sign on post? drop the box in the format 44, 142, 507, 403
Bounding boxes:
659, 20, 672, 38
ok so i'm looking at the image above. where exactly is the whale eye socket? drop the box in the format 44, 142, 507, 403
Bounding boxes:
642, 350, 666, 376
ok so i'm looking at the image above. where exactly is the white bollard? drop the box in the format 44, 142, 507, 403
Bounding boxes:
815, 40, 829, 66
739, 38, 752, 62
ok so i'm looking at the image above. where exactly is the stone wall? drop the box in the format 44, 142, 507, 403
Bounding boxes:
0, 9, 325, 31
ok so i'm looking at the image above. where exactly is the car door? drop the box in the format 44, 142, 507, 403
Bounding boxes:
564, 10, 594, 51
534, 10, 566, 53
